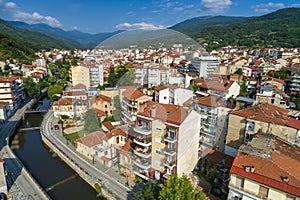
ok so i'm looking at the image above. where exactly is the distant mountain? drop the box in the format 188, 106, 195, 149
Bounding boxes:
170, 16, 246, 34
170, 8, 300, 50
0, 19, 82, 50
9, 21, 122, 48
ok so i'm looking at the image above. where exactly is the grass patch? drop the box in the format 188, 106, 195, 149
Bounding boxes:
64, 132, 80, 144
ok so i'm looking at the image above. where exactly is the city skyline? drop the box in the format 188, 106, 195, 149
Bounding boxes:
0, 0, 300, 33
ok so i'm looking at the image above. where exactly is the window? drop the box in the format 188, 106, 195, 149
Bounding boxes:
105, 105, 107, 108
258, 185, 268, 198
164, 96, 167, 100
155, 149, 161, 154
286, 195, 296, 200
155, 137, 161, 143
235, 176, 244, 188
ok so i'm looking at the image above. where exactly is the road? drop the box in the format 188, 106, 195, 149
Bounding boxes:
42, 109, 136, 200
0, 98, 50, 200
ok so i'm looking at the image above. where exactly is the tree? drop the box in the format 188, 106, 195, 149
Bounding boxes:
113, 95, 122, 122
159, 174, 206, 200
48, 84, 63, 100
84, 109, 101, 133
23, 77, 40, 97
239, 80, 248, 97
133, 182, 160, 200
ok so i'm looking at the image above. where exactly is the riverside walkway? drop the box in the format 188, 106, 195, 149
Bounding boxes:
0, 98, 50, 200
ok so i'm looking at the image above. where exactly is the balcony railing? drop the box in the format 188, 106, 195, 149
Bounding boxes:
162, 158, 176, 168
202, 119, 217, 126
133, 125, 151, 136
164, 134, 176, 143
133, 159, 151, 171
134, 149, 151, 159
133, 138, 151, 147
200, 128, 216, 137
163, 147, 176, 156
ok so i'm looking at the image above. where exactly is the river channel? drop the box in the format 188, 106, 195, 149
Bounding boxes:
10, 99, 99, 200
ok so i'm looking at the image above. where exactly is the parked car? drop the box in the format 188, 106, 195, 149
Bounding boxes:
54, 125, 59, 130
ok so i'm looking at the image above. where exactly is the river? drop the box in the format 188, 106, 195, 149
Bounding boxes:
10, 99, 99, 200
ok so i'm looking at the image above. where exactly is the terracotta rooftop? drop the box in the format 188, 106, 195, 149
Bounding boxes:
121, 139, 132, 154
204, 150, 234, 169
200, 80, 235, 91
75, 131, 106, 148
73, 83, 86, 90
63, 91, 86, 97
0, 76, 17, 83
53, 98, 73, 106
102, 121, 114, 131
138, 101, 190, 126
193, 95, 225, 108
230, 103, 289, 126
94, 108, 107, 117
122, 88, 151, 102
105, 128, 127, 140
95, 94, 112, 103
231, 135, 300, 197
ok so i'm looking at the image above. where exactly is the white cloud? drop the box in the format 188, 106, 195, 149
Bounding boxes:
0, 0, 62, 27
290, 3, 300, 7
5, 2, 16, 8
200, 0, 232, 13
252, 2, 285, 13
115, 22, 164, 30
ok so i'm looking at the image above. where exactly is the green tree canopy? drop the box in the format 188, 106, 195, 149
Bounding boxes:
159, 174, 205, 200
133, 182, 160, 200
23, 77, 40, 97
48, 84, 63, 100
84, 109, 101, 133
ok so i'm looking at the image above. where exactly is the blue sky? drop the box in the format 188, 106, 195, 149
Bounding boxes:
0, 0, 300, 33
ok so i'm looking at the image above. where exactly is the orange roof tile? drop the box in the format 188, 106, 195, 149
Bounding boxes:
53, 98, 73, 106
75, 131, 106, 148
121, 139, 132, 153
102, 121, 114, 131
95, 94, 112, 103
193, 95, 225, 108
122, 89, 145, 100
138, 102, 189, 126
230, 103, 289, 126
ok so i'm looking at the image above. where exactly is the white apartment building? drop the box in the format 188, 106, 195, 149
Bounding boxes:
291, 73, 300, 95
191, 95, 231, 157
191, 56, 219, 78
131, 102, 201, 180
134, 65, 169, 87
0, 76, 25, 110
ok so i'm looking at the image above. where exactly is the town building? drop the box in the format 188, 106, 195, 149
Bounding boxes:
228, 134, 300, 200
291, 73, 300, 95
130, 102, 201, 180
91, 94, 113, 117
71, 65, 90, 89
120, 88, 152, 123
0, 76, 25, 110
190, 95, 231, 156
191, 56, 219, 78
225, 103, 300, 156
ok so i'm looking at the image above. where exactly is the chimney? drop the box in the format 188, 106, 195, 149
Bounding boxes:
150, 106, 156, 118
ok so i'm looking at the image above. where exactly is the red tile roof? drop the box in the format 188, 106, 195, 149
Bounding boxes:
95, 94, 112, 103
121, 139, 132, 153
193, 95, 225, 108
105, 128, 127, 140
102, 121, 114, 131
231, 150, 300, 197
75, 131, 106, 148
230, 103, 289, 126
138, 101, 189, 126
286, 118, 300, 130
122, 89, 145, 100
53, 98, 73, 106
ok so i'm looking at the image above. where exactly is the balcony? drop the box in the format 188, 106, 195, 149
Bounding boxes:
133, 159, 151, 171
164, 134, 176, 143
200, 128, 216, 137
133, 137, 151, 147
163, 147, 176, 156
162, 158, 176, 168
134, 149, 151, 159
200, 137, 215, 147
202, 119, 217, 126
133, 124, 151, 136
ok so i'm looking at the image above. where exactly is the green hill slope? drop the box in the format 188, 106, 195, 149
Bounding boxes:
171, 8, 300, 50
0, 19, 82, 50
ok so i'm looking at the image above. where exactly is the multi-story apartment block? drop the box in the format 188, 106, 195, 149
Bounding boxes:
228, 134, 300, 200
130, 102, 201, 180
120, 88, 152, 123
154, 85, 194, 106
134, 65, 169, 87
191, 56, 219, 78
89, 64, 104, 88
191, 95, 231, 156
291, 73, 300, 95
0, 76, 25, 110
225, 103, 300, 156
71, 65, 90, 89
91, 94, 113, 117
